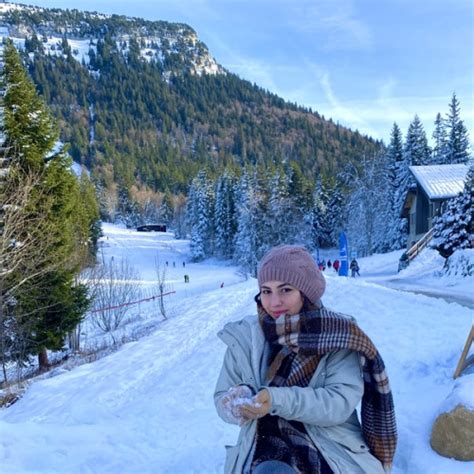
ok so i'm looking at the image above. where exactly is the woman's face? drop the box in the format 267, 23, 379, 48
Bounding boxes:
260, 280, 304, 319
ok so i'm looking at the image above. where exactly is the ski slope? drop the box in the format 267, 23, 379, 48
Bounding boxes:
0, 223, 473, 473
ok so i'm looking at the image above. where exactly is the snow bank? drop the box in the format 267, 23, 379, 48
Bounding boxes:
438, 374, 474, 414
445, 249, 474, 277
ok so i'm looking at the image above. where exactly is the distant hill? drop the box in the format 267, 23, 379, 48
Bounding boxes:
1, 3, 383, 194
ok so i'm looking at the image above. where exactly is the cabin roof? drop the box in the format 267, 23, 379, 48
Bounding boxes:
409, 164, 468, 200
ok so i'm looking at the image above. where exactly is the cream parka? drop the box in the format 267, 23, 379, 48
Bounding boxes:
214, 315, 385, 474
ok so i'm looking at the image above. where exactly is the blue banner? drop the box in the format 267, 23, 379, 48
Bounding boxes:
339, 232, 348, 276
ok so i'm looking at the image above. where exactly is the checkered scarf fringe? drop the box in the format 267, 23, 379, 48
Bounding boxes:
259, 305, 397, 471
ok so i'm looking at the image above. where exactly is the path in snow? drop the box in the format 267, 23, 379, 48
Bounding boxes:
375, 279, 474, 310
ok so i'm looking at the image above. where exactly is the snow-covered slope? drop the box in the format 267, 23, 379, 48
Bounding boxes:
0, 224, 472, 473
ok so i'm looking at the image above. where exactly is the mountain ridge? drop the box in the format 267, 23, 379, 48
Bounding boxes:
1, 2, 383, 196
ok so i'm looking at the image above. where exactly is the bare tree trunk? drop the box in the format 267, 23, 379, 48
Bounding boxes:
38, 347, 49, 370
155, 257, 168, 319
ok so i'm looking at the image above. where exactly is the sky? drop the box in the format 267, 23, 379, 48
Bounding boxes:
11, 0, 474, 145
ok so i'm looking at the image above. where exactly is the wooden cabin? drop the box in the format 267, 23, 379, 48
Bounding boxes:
401, 164, 468, 248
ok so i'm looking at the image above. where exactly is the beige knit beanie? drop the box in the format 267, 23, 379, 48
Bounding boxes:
257, 245, 326, 303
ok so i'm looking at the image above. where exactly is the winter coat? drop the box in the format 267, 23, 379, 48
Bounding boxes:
214, 316, 385, 474
350, 260, 359, 271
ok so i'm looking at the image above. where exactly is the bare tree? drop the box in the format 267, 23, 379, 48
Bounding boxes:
153, 256, 169, 319
89, 258, 141, 340
0, 165, 66, 383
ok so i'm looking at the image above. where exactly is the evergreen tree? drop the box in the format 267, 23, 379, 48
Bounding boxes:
310, 178, 328, 251
445, 93, 470, 164
386, 123, 406, 249
2, 40, 58, 170
159, 191, 174, 225
233, 169, 267, 275
391, 117, 432, 249
404, 115, 431, 166
187, 170, 215, 261
214, 169, 237, 259
78, 171, 101, 263
117, 186, 141, 228
266, 169, 293, 245
431, 165, 473, 258
1, 40, 93, 368
324, 181, 345, 248
286, 162, 313, 244
431, 113, 448, 165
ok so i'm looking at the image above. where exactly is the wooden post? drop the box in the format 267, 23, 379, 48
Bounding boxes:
453, 325, 474, 379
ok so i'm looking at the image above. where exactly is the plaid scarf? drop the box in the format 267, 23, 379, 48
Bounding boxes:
251, 342, 332, 474
259, 306, 397, 471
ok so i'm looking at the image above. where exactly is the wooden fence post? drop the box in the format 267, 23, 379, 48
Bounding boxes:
453, 325, 474, 379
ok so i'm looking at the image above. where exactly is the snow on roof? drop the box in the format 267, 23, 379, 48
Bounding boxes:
409, 164, 469, 200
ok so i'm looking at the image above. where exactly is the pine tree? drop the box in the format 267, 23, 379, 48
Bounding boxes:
266, 169, 292, 246
286, 162, 313, 244
431, 165, 473, 258
404, 115, 431, 166
233, 169, 267, 275
159, 191, 174, 225
187, 170, 215, 261
117, 186, 140, 228
445, 93, 470, 164
386, 123, 406, 249
1, 40, 92, 368
431, 113, 448, 165
310, 178, 328, 251
324, 180, 345, 248
214, 169, 237, 259
391, 117, 432, 249
2, 40, 58, 170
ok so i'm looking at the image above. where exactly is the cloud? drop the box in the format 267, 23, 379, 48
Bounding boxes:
289, 0, 373, 51
278, 62, 474, 143
316, 69, 379, 137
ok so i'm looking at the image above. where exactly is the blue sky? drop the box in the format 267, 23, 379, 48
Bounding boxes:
15, 0, 474, 145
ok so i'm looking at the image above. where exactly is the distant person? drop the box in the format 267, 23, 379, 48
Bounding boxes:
183, 262, 186, 268
166, 261, 168, 266
184, 274, 189, 283
173, 261, 176, 268
214, 245, 396, 474
350, 259, 360, 277
220, 282, 224, 288
327, 259, 332, 269
333, 259, 340, 274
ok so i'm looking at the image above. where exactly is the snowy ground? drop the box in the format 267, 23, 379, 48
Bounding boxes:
0, 223, 473, 473
359, 248, 474, 309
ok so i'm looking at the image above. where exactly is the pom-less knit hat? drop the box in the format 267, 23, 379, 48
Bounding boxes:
257, 245, 326, 303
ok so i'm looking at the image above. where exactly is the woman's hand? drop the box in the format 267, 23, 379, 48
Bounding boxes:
219, 385, 254, 425
241, 389, 272, 420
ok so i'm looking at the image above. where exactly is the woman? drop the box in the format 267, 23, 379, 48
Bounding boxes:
214, 245, 396, 473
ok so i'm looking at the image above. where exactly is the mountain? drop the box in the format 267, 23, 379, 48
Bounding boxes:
0, 2, 383, 195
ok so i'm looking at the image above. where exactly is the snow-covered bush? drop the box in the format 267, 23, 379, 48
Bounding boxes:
431, 165, 473, 258
444, 249, 474, 277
